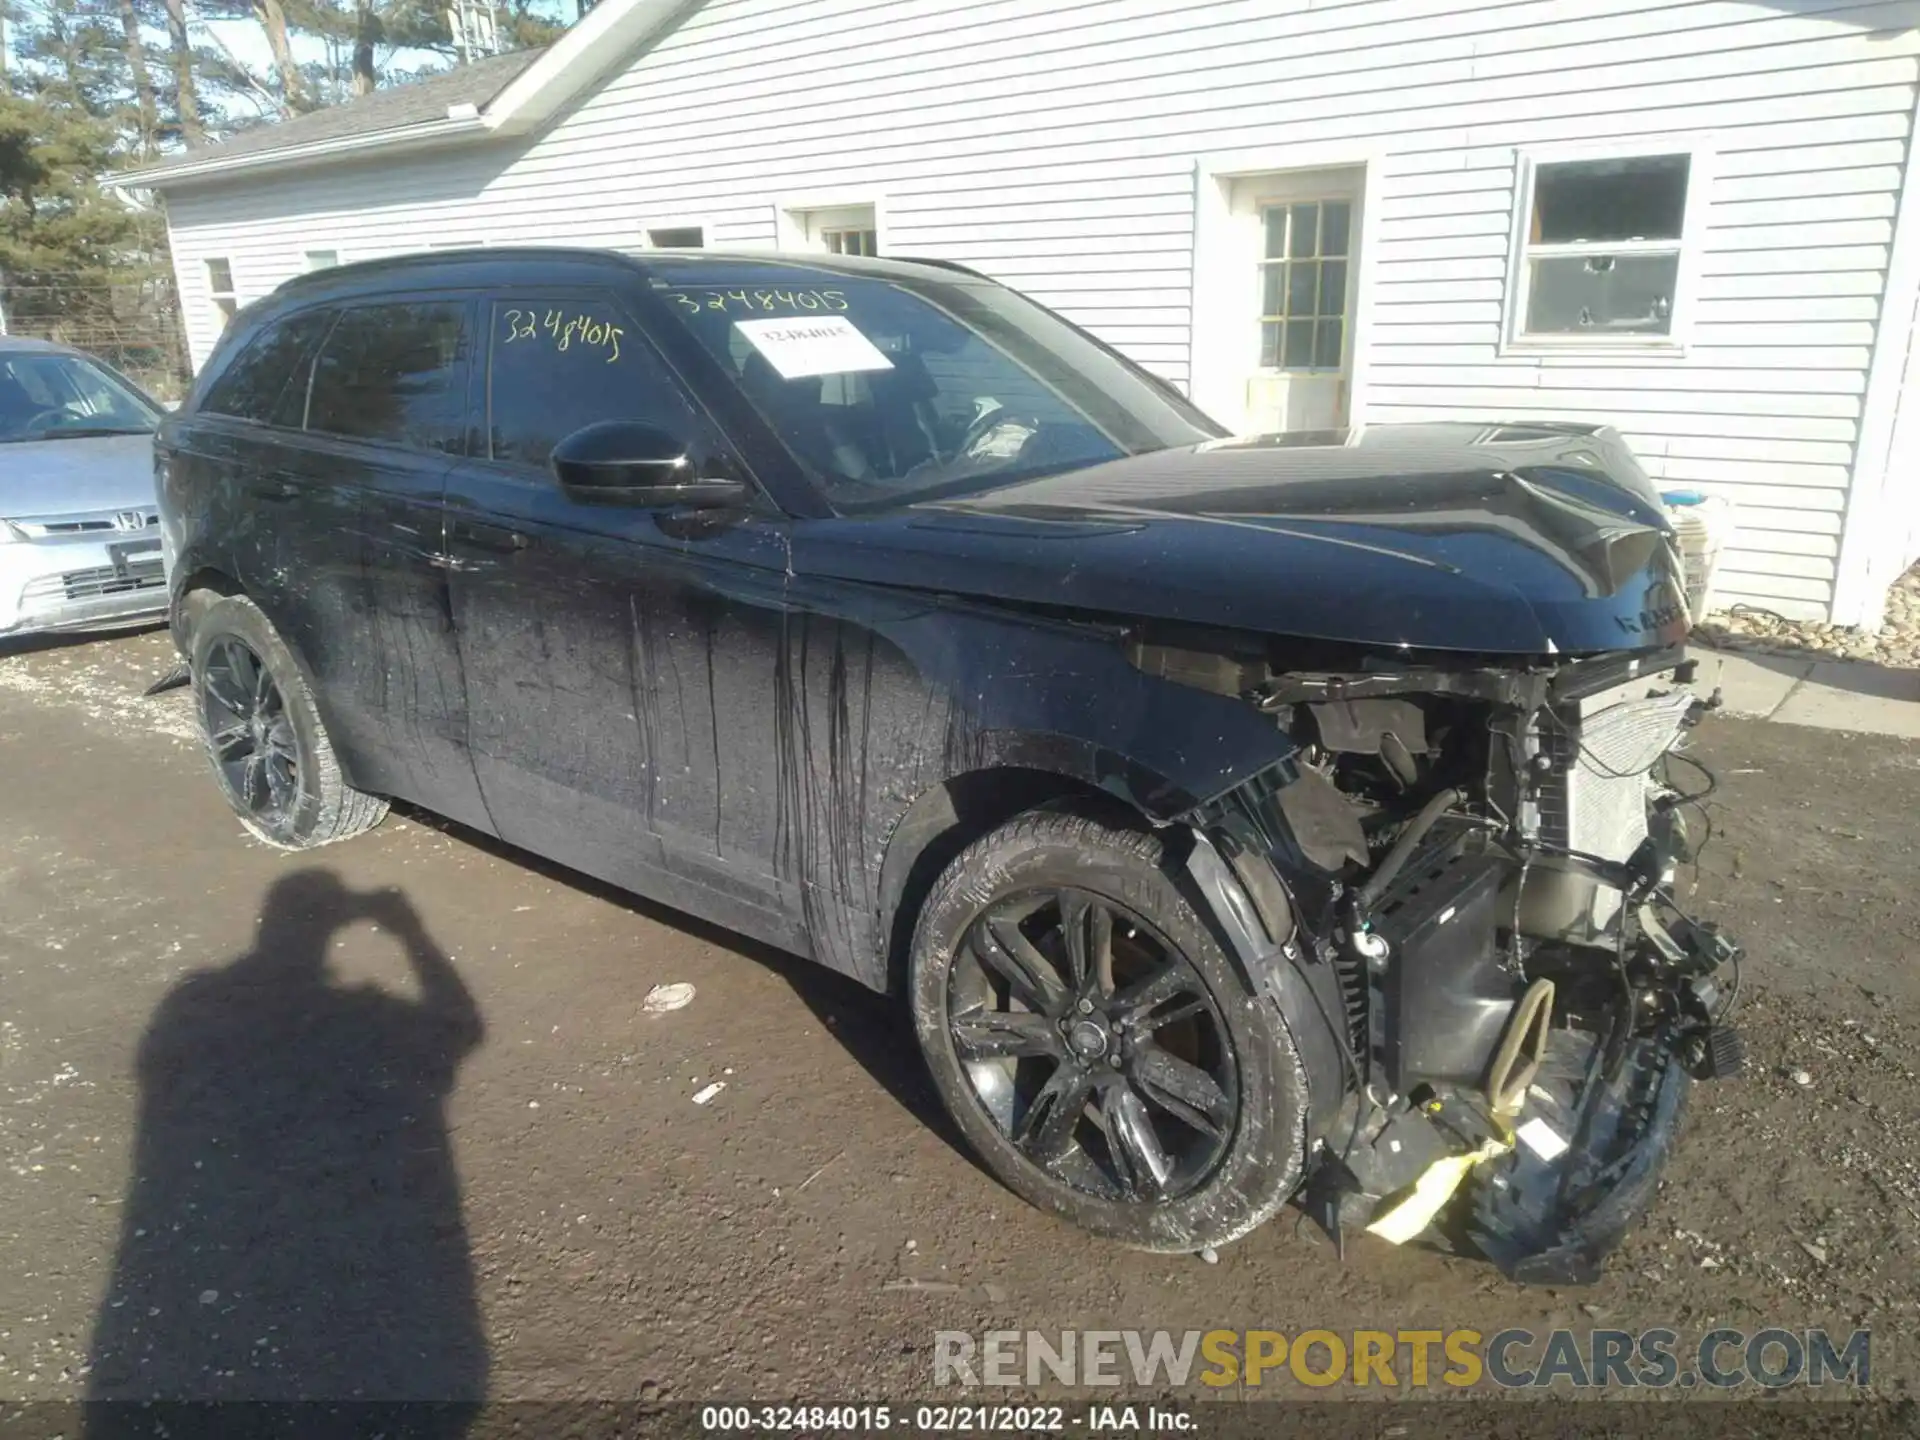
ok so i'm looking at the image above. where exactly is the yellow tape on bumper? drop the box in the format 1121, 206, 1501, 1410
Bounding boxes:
1363, 1138, 1512, 1246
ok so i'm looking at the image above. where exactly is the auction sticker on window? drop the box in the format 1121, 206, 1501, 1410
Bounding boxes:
734, 314, 894, 380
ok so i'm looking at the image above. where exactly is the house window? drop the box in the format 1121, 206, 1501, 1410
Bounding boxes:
788, 202, 880, 257
647, 225, 706, 249
1257, 199, 1350, 371
305, 249, 339, 271
206, 257, 238, 326
822, 225, 878, 256
1513, 152, 1692, 341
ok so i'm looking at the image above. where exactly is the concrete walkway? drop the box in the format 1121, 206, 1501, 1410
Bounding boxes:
1687, 642, 1920, 739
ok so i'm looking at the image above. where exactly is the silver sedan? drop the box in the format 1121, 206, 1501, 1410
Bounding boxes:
0, 336, 169, 639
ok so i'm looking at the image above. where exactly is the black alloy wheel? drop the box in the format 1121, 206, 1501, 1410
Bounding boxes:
185, 591, 388, 850
910, 808, 1308, 1251
946, 886, 1239, 1203
200, 635, 302, 826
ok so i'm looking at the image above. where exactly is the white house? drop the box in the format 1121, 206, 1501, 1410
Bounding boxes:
113, 0, 1920, 626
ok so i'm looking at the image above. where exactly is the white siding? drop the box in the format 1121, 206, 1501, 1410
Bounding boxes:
161, 0, 1920, 620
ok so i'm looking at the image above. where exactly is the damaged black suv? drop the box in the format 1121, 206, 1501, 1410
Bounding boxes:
157, 248, 1744, 1282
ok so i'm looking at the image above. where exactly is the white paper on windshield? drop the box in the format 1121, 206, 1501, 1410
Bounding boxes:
734, 315, 894, 380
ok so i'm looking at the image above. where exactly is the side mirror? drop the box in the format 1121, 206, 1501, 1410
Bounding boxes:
549, 420, 749, 509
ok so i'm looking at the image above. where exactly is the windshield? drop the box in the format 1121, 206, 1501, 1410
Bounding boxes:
0, 351, 160, 443
653, 273, 1223, 510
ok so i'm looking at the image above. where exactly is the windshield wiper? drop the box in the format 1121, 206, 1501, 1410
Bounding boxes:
842, 455, 1122, 513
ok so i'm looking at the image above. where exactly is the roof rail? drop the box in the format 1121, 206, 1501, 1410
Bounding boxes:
888, 255, 988, 280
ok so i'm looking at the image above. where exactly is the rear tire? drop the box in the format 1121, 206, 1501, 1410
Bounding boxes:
907, 807, 1308, 1252
188, 592, 387, 850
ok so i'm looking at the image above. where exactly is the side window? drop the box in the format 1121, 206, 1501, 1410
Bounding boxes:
201, 308, 335, 427
307, 301, 470, 452
486, 297, 702, 467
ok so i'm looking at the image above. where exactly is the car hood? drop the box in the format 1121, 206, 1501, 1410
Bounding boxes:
788, 422, 1694, 656
0, 433, 157, 519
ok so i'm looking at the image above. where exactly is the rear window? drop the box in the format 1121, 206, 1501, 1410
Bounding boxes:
201, 308, 335, 427
306, 301, 470, 453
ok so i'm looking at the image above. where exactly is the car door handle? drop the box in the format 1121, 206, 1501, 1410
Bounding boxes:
252, 476, 300, 503
450, 519, 528, 553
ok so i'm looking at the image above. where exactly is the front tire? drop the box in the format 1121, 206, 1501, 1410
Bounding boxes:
908, 808, 1308, 1252
188, 593, 388, 850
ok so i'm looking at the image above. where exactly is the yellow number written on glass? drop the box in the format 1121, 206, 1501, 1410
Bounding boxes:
498, 305, 624, 363
663, 288, 849, 314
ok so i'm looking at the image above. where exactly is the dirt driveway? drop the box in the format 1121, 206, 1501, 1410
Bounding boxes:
2, 629, 1918, 1414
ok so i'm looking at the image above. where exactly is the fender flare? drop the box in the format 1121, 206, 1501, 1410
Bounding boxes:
870, 734, 1196, 995
1183, 828, 1352, 1145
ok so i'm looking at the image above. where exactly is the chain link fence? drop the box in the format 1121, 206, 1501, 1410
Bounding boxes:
0, 269, 195, 403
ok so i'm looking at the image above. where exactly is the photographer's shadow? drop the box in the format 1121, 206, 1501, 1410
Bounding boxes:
86, 869, 488, 1404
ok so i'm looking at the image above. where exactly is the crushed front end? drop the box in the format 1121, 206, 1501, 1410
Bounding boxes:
1148, 637, 1746, 1284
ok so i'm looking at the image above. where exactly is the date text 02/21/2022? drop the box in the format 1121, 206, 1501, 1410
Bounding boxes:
697, 1404, 1190, 1433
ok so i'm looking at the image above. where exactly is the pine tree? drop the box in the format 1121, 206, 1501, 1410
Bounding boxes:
113, 0, 159, 155
0, 92, 163, 328
157, 0, 205, 142
2, 0, 568, 377
2, 0, 166, 343
276, 0, 561, 109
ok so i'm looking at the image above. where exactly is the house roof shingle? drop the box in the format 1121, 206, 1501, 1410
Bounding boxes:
122, 48, 544, 184
107, 0, 695, 190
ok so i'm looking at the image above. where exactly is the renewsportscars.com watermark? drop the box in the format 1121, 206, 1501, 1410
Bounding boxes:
934, 1327, 1871, 1391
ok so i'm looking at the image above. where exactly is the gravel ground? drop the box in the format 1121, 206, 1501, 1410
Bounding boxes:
1, 629, 1918, 1417
1696, 560, 1920, 668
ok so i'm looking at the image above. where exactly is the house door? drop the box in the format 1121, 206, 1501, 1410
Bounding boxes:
1232, 168, 1363, 434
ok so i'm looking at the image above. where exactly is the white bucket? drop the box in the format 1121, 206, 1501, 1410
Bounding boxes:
1662, 492, 1737, 624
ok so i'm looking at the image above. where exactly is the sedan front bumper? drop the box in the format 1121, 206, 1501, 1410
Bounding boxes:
0, 529, 168, 638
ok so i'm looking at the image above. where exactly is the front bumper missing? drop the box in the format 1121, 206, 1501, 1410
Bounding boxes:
1325, 891, 1742, 1285
1184, 821, 1743, 1285
1299, 1013, 1703, 1286
1466, 1029, 1690, 1285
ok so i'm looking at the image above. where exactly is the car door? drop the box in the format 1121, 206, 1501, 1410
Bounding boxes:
442, 290, 800, 949
281, 296, 493, 832
174, 307, 339, 665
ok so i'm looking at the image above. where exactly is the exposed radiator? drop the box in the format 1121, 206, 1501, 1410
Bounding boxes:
1536, 679, 1697, 931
